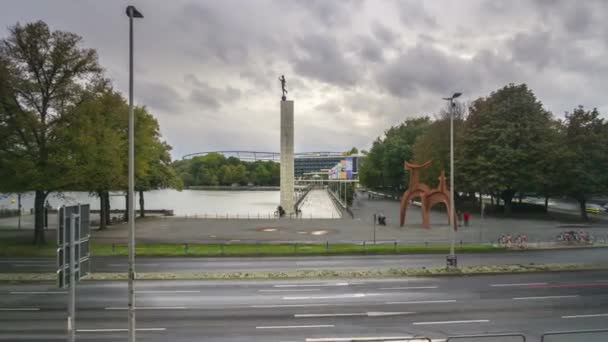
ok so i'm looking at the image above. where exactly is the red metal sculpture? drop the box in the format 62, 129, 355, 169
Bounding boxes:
399, 160, 453, 228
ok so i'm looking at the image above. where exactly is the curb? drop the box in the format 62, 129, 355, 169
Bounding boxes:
1, 263, 607, 283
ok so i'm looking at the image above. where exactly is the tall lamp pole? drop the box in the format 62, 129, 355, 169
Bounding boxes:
126, 5, 143, 342
442, 92, 461, 268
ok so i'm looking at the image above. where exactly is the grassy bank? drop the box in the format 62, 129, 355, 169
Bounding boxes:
0, 238, 502, 257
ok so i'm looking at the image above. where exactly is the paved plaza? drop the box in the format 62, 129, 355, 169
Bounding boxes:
2, 190, 607, 244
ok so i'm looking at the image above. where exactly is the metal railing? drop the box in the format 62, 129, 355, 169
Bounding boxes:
447, 333, 526, 342
541, 328, 608, 342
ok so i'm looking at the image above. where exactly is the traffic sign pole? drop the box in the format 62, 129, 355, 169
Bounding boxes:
67, 212, 76, 342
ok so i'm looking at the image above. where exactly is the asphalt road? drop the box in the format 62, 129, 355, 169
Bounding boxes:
1, 271, 608, 341
1, 248, 607, 273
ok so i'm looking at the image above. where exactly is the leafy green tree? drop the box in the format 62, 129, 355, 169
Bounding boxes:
232, 164, 248, 185
359, 118, 430, 192
133, 107, 182, 217
558, 106, 608, 220
413, 104, 465, 188
343, 147, 358, 155
68, 84, 127, 229
458, 84, 553, 215
0, 21, 101, 243
219, 164, 234, 185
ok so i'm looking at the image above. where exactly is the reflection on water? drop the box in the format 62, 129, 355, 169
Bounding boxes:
0, 190, 280, 217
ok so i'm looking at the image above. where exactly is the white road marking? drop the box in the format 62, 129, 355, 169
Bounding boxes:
77, 328, 166, 332
306, 337, 443, 342
284, 293, 379, 300
0, 308, 40, 311
256, 325, 334, 329
105, 306, 188, 310
413, 319, 489, 325
135, 290, 200, 293
295, 311, 414, 318
10, 291, 67, 294
491, 283, 547, 287
562, 313, 608, 319
249, 304, 330, 308
274, 282, 351, 288
386, 300, 456, 304
259, 289, 321, 292
296, 261, 345, 265
379, 286, 438, 290
512, 295, 579, 300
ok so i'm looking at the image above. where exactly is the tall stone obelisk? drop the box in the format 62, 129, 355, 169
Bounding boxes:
280, 100, 295, 215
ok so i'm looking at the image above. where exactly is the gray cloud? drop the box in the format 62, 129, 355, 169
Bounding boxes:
4, 0, 608, 158
396, 0, 437, 29
137, 82, 182, 114
293, 34, 358, 87
377, 44, 480, 98
371, 21, 398, 45
185, 74, 241, 110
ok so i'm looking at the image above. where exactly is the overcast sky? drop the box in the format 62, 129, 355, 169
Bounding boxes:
2, 0, 608, 158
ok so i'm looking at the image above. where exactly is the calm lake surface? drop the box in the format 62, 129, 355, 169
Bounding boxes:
0, 190, 281, 217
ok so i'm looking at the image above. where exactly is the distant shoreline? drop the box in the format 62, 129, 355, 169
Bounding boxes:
186, 186, 280, 191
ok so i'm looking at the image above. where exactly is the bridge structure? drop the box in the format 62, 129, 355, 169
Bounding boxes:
182, 151, 345, 161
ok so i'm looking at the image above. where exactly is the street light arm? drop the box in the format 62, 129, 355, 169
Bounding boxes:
126, 5, 144, 18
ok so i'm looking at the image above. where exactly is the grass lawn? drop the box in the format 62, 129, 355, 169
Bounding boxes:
0, 237, 503, 257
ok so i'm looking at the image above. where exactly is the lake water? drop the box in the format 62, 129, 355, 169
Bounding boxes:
0, 190, 281, 217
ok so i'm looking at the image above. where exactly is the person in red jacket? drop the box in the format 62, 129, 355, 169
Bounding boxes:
463, 211, 470, 227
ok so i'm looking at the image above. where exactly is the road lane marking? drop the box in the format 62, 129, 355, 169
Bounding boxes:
562, 313, 608, 319
256, 325, 334, 329
0, 308, 40, 311
105, 306, 188, 310
274, 282, 352, 288
306, 338, 444, 342
295, 311, 414, 318
249, 304, 330, 308
135, 290, 201, 293
413, 319, 489, 325
77, 328, 166, 332
379, 286, 438, 290
491, 283, 547, 287
512, 295, 579, 300
10, 291, 67, 294
527, 282, 608, 289
283, 293, 380, 300
259, 289, 321, 292
386, 300, 456, 304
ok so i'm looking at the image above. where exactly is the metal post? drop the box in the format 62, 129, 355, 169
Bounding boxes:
126, 6, 142, 342
67, 213, 76, 342
373, 214, 376, 244
450, 99, 455, 258
480, 197, 485, 243
17, 194, 21, 230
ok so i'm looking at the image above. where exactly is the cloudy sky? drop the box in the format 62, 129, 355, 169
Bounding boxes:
2, 0, 608, 158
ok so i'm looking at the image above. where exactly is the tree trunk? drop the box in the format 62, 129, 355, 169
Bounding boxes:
34, 190, 47, 245
502, 190, 515, 216
490, 195, 494, 207
544, 196, 549, 213
103, 192, 111, 226
139, 190, 145, 218
98, 191, 106, 230
579, 198, 588, 221
124, 193, 129, 222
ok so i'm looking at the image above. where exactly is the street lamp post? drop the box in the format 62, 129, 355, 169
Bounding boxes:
126, 5, 143, 342
442, 92, 461, 269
